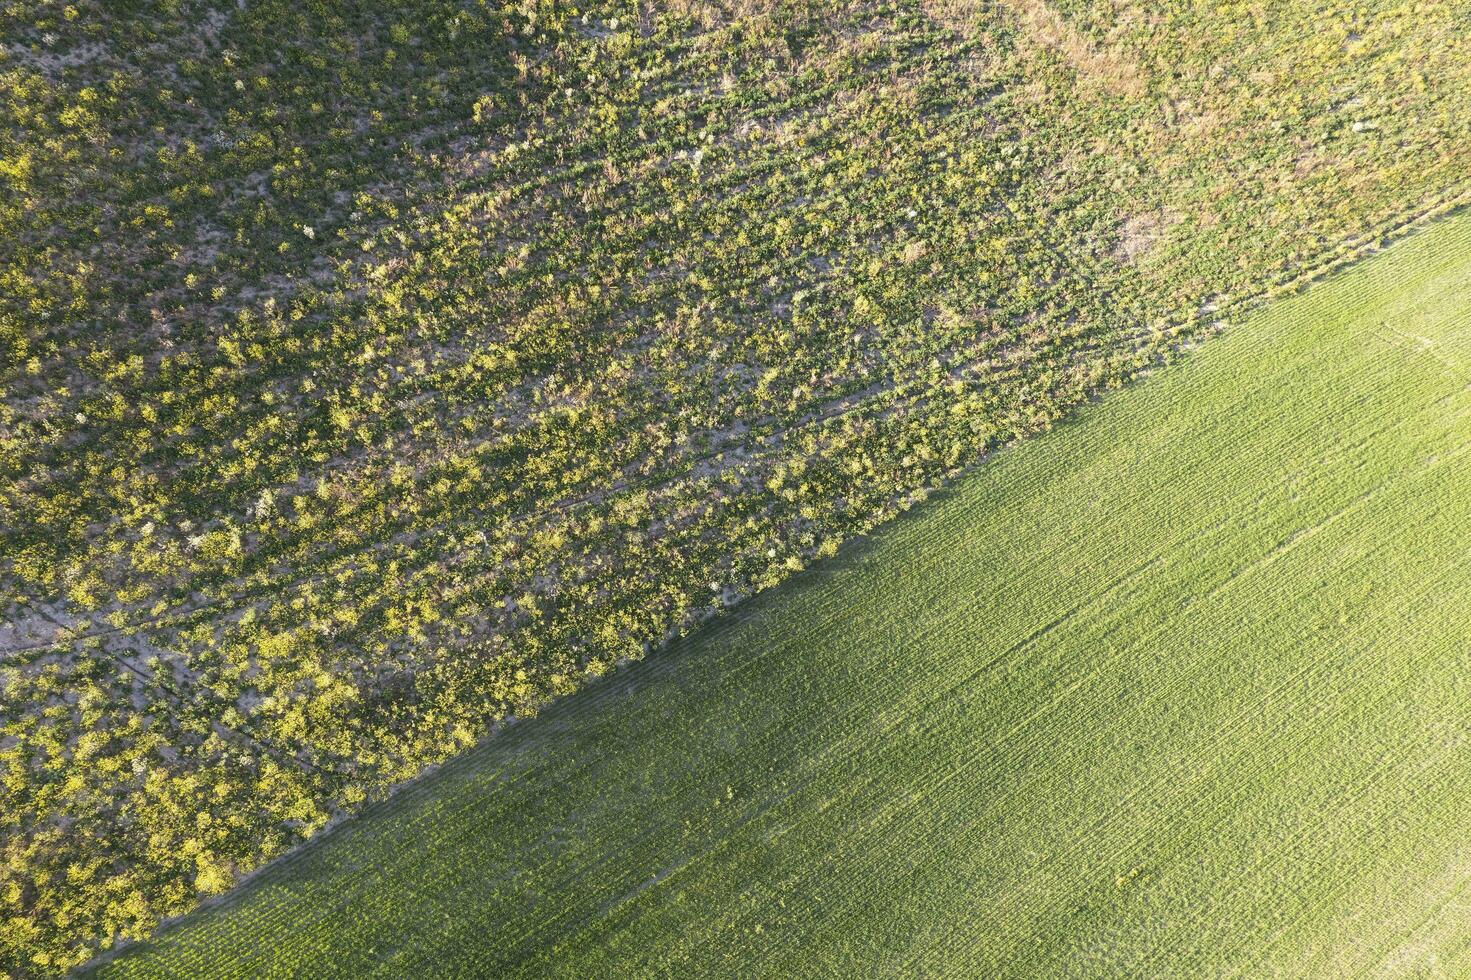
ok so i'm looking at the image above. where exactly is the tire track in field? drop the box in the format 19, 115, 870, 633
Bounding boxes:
579, 370, 1471, 971
882, 527, 1471, 977
1132, 559, 1471, 978
932, 438, 1471, 974
213, 303, 1465, 971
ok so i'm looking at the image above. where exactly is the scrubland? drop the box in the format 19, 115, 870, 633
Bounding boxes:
3, 0, 1470, 972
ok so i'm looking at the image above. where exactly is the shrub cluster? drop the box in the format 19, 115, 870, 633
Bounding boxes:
2, 0, 1468, 973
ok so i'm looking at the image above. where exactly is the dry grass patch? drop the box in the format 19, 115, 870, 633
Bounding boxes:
1003, 0, 1147, 98
925, 0, 1146, 99
659, 0, 779, 30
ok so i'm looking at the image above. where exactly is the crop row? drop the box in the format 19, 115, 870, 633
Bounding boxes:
3, 0, 1471, 973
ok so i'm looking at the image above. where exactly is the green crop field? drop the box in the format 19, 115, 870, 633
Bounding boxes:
86, 209, 1471, 977
7, 0, 1471, 971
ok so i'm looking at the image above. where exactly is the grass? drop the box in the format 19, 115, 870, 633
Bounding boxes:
88, 208, 1471, 977
8, 0, 1471, 968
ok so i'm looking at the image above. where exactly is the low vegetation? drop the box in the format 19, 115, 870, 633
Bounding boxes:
89, 209, 1471, 977
2, 0, 1470, 972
